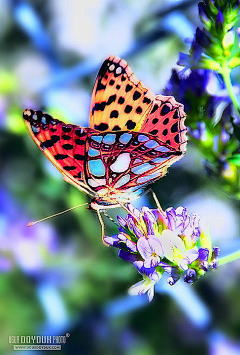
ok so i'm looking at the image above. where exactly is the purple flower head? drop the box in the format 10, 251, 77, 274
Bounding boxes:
105, 204, 219, 302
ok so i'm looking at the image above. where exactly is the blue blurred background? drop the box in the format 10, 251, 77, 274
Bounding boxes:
1, 1, 240, 354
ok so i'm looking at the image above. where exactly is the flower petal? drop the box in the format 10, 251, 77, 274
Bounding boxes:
160, 230, 185, 261
128, 278, 155, 302
144, 255, 160, 268
148, 236, 164, 257
117, 216, 127, 228
186, 247, 199, 263
118, 250, 139, 262
137, 237, 152, 259
104, 235, 121, 248
126, 239, 137, 252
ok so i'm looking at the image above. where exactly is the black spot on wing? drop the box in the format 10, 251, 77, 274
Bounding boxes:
174, 134, 180, 143
150, 104, 158, 114
62, 144, 74, 150
136, 106, 142, 114
118, 97, 125, 104
74, 154, 85, 160
62, 135, 71, 140
126, 120, 136, 130
161, 105, 170, 115
62, 126, 71, 133
55, 154, 68, 160
64, 166, 77, 171
149, 129, 158, 135
143, 97, 152, 104
107, 94, 117, 105
171, 122, 179, 133
75, 129, 87, 137
75, 139, 85, 145
73, 172, 82, 179
133, 91, 141, 100
40, 135, 60, 149
112, 125, 121, 131
110, 110, 119, 118
94, 123, 109, 131
125, 84, 133, 92
124, 105, 132, 114
173, 110, 179, 119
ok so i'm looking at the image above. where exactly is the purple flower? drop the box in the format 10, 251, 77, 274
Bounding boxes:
104, 204, 219, 302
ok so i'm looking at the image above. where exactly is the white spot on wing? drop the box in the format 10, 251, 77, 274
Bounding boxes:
109, 64, 115, 71
137, 171, 160, 184
88, 178, 106, 187
131, 163, 153, 175
114, 174, 130, 188
116, 67, 122, 75
24, 110, 31, 116
155, 146, 170, 152
110, 153, 131, 173
41, 116, 47, 124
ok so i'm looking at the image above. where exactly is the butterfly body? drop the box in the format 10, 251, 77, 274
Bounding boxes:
23, 56, 187, 211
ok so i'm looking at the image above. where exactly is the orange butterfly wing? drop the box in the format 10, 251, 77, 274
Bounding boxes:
89, 55, 155, 132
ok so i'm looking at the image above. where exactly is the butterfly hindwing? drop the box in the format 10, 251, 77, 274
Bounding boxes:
89, 55, 155, 133
84, 130, 183, 197
140, 95, 187, 153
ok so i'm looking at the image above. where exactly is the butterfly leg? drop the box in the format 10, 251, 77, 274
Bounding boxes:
96, 209, 109, 246
103, 211, 119, 226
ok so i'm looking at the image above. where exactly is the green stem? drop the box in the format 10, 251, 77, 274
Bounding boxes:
221, 62, 240, 113
218, 249, 240, 266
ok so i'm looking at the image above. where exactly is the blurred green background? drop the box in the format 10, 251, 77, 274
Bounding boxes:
0, 1, 240, 354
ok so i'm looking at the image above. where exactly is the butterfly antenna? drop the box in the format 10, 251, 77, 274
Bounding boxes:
102, 211, 118, 226
27, 202, 89, 226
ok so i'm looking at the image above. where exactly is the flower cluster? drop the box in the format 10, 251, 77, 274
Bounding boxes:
178, 0, 240, 73
104, 205, 219, 301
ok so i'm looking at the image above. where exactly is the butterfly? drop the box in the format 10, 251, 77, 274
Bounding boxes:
23, 55, 187, 220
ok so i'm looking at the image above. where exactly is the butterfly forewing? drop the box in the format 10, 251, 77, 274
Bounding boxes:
89, 55, 155, 133
23, 109, 96, 197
